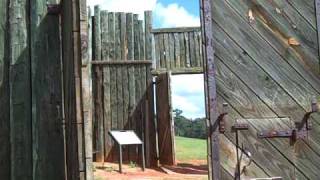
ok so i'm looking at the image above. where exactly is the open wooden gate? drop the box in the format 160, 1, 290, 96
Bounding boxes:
92, 60, 157, 166
156, 72, 176, 165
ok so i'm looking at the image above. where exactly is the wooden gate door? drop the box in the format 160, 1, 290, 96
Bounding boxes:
156, 72, 176, 165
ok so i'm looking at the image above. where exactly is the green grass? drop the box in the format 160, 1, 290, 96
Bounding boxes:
175, 136, 207, 161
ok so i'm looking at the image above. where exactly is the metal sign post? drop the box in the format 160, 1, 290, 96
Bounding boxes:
109, 130, 146, 173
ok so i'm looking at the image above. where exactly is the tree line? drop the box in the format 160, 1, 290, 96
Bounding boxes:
173, 109, 207, 139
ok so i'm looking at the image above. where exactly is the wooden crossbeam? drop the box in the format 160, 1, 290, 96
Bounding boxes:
91, 60, 152, 65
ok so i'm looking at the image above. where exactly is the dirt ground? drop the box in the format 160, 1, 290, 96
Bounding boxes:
94, 160, 208, 180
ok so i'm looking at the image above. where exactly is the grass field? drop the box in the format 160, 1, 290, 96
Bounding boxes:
175, 136, 207, 162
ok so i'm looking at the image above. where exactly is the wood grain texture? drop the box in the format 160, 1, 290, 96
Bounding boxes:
9, 0, 32, 179
156, 72, 175, 165
30, 0, 65, 179
0, 0, 9, 178
226, 0, 320, 89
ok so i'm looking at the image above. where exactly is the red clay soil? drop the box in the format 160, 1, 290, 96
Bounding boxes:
94, 162, 208, 180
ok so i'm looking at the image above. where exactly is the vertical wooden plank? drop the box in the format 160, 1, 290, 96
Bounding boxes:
139, 20, 145, 60
154, 35, 161, 68
202, 0, 220, 179
179, 33, 186, 68
316, 0, 320, 68
134, 14, 140, 60
169, 33, 175, 68
127, 13, 136, 161
164, 33, 171, 69
93, 5, 104, 162
120, 12, 129, 162
81, 3, 91, 176
101, 10, 111, 162
174, 33, 181, 68
145, 11, 153, 61
115, 13, 124, 130
198, 31, 203, 67
184, 32, 191, 67
0, 0, 9, 178
189, 32, 195, 67
9, 0, 32, 179
31, 0, 65, 179
159, 34, 165, 68
101, 11, 109, 61
156, 72, 175, 165
107, 12, 115, 161
146, 65, 157, 167
194, 31, 201, 67
140, 64, 147, 165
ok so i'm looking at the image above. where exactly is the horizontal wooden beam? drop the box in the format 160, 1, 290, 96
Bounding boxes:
91, 60, 152, 65
151, 27, 201, 34
152, 67, 204, 75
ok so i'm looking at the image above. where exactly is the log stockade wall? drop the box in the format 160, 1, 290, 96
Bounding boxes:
204, 0, 320, 179
91, 7, 157, 166
0, 0, 86, 179
152, 27, 203, 74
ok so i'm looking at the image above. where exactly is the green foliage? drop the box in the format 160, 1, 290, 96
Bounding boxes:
173, 109, 207, 139
175, 136, 207, 161
129, 161, 137, 168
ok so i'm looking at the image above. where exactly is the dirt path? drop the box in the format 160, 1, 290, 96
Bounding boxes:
94, 162, 208, 180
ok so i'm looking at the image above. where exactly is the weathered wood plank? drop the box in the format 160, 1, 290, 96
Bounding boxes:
169, 33, 175, 68
152, 27, 201, 33
226, 0, 320, 90
179, 33, 186, 68
31, 0, 65, 179
159, 34, 165, 68
154, 34, 161, 69
93, 5, 104, 162
212, 19, 320, 154
189, 32, 196, 67
212, 0, 319, 117
133, 15, 140, 60
164, 33, 171, 69
174, 33, 181, 68
145, 11, 153, 65
9, 0, 32, 178
0, 0, 9, 178
101, 10, 112, 162
184, 32, 191, 67
138, 20, 145, 60
156, 72, 175, 165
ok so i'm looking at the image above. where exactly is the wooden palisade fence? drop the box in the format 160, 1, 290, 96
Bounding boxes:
91, 6, 157, 167
0, 0, 87, 179
152, 27, 203, 74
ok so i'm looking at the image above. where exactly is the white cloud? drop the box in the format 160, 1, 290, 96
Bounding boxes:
172, 94, 201, 117
172, 75, 205, 119
87, 0, 157, 19
154, 3, 200, 28
172, 74, 204, 94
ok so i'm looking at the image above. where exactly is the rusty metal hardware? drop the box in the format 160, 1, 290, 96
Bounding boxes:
47, 3, 61, 15
217, 103, 228, 133
232, 122, 249, 132
232, 120, 250, 180
258, 98, 318, 145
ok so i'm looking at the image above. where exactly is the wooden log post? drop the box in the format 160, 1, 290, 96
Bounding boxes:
9, 1, 32, 179
81, 4, 94, 180
93, 5, 105, 163
144, 11, 157, 167
316, 0, 320, 71
0, 0, 10, 178
201, 0, 220, 179
30, 0, 66, 179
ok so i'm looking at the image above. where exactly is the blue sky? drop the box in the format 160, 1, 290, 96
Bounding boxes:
88, 0, 205, 119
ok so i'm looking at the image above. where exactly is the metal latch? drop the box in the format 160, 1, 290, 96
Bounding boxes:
258, 98, 318, 145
